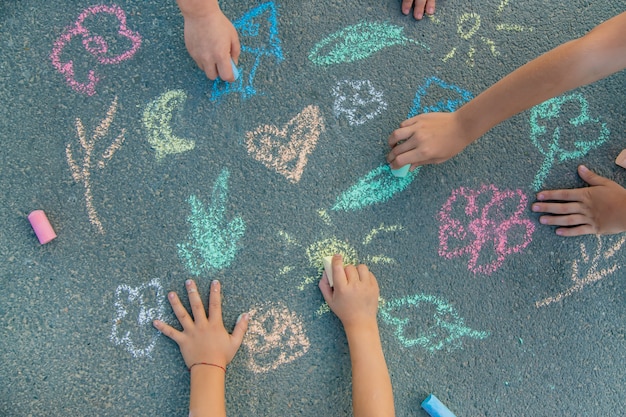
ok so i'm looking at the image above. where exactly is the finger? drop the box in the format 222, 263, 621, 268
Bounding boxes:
578, 165, 610, 187
555, 224, 596, 237
401, 0, 414, 15
388, 139, 418, 163
344, 263, 359, 285
186, 279, 207, 322
204, 63, 219, 81
413, 0, 427, 19
532, 201, 585, 215
230, 312, 250, 347
425, 0, 436, 15
318, 273, 334, 304
231, 38, 241, 63
331, 254, 348, 289
388, 125, 414, 148
535, 188, 585, 203
208, 280, 224, 326
216, 56, 235, 82
167, 291, 194, 330
539, 214, 590, 227
153, 319, 183, 344
356, 264, 371, 283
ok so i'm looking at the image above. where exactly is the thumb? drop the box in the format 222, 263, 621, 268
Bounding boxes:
231, 312, 250, 346
578, 165, 609, 186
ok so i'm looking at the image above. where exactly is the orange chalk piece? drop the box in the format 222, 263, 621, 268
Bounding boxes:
615, 149, 626, 169
28, 210, 57, 244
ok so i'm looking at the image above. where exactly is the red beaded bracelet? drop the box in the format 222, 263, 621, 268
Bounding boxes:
188, 362, 226, 373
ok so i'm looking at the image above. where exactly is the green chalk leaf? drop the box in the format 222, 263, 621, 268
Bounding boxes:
309, 22, 428, 66
178, 169, 246, 276
332, 164, 420, 211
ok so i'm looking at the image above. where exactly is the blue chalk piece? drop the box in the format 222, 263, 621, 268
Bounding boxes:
390, 164, 411, 178
230, 58, 240, 80
421, 394, 457, 417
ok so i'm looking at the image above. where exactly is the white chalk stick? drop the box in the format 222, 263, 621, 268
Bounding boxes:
323, 255, 334, 287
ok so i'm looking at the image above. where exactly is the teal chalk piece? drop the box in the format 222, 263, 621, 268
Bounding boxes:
408, 76, 474, 118
177, 169, 246, 276
391, 164, 411, 178
308, 22, 429, 66
379, 293, 489, 352
530, 92, 610, 191
422, 394, 457, 417
332, 164, 420, 211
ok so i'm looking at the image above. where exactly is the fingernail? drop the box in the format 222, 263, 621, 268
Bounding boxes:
556, 229, 564, 236
615, 149, 626, 168
153, 320, 160, 327
579, 165, 588, 173
540, 217, 548, 224
168, 292, 175, 299
185, 279, 193, 286
532, 204, 540, 212
237, 313, 249, 323
537, 193, 545, 201
212, 279, 219, 286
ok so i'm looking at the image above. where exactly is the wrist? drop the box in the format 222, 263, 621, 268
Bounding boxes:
177, 0, 221, 19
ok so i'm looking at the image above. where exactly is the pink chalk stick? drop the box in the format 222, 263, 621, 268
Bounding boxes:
28, 210, 57, 244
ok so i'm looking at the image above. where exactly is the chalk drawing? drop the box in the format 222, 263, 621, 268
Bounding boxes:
308, 22, 429, 66
408, 76, 474, 118
536, 235, 626, 307
177, 169, 246, 275
110, 278, 166, 358
66, 96, 125, 234
438, 184, 535, 275
279, 211, 401, 315
50, 4, 142, 95
245, 105, 325, 183
332, 164, 420, 211
442, 0, 532, 67
530, 92, 610, 191
209, 2, 283, 102
242, 302, 310, 373
379, 293, 489, 352
332, 80, 387, 126
143, 90, 195, 161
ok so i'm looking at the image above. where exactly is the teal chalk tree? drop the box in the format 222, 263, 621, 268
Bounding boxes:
178, 169, 246, 276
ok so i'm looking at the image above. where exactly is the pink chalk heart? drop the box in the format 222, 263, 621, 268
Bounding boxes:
245, 105, 325, 183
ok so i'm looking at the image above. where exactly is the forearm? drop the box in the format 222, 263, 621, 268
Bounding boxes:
177, 0, 220, 18
458, 12, 626, 142
345, 322, 395, 417
189, 367, 226, 417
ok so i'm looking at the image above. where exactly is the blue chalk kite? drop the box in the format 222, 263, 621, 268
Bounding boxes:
421, 394, 457, 417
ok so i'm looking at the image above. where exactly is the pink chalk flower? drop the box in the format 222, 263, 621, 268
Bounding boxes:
438, 184, 535, 275
50, 4, 142, 95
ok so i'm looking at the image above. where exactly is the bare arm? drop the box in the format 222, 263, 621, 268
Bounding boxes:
388, 11, 626, 169
154, 280, 249, 417
319, 255, 395, 417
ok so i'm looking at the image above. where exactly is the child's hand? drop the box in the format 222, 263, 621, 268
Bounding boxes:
318, 255, 380, 331
401, 0, 436, 20
183, 11, 240, 81
532, 165, 626, 236
387, 111, 472, 170
153, 280, 249, 369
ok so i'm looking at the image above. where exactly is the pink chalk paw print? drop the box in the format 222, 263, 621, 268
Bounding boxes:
438, 184, 535, 275
50, 4, 142, 95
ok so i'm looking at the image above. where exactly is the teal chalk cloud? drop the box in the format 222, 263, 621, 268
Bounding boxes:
332, 164, 420, 211
380, 293, 489, 352
309, 22, 429, 66
178, 169, 246, 276
530, 92, 610, 191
